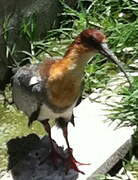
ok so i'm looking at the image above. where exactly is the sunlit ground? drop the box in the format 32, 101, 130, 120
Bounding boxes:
0, 102, 45, 172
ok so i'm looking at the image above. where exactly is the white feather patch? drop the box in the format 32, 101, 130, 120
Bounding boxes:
29, 76, 41, 86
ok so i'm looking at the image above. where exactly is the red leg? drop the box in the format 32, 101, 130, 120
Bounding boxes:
40, 120, 63, 165
41, 119, 53, 147
62, 124, 90, 174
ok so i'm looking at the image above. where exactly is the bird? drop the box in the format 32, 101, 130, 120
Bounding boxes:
12, 29, 130, 174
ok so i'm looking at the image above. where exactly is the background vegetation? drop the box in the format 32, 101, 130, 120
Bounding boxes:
0, 0, 138, 179
14, 0, 138, 94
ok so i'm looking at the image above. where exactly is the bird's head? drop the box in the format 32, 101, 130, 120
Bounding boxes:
77, 28, 106, 49
73, 29, 131, 86
76, 29, 118, 61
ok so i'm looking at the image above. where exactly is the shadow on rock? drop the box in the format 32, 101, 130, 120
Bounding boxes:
7, 134, 78, 180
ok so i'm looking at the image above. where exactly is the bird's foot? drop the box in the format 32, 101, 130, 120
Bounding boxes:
65, 148, 90, 174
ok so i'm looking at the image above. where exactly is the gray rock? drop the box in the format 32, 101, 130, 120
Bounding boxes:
5, 134, 78, 180
0, 0, 77, 90
0, 0, 77, 62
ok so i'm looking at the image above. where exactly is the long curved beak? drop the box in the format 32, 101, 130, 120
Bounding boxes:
99, 43, 131, 87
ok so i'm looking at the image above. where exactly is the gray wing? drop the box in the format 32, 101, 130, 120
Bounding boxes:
12, 64, 45, 122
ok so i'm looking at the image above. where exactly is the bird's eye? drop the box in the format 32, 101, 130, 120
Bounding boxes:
81, 35, 100, 49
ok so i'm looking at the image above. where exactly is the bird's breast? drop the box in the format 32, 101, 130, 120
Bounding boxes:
47, 77, 81, 109
38, 103, 75, 122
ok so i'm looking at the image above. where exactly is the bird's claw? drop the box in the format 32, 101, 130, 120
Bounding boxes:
65, 148, 90, 174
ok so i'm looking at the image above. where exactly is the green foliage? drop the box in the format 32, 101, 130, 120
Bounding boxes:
2, 15, 19, 67
109, 76, 138, 127
43, 0, 138, 93
84, 61, 117, 93
2, 0, 138, 67
28, 0, 135, 94
2, 0, 137, 94
20, 14, 37, 42
2, 15, 11, 41
19, 14, 39, 64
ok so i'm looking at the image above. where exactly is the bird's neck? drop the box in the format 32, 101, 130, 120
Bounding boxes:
63, 44, 94, 72
44, 45, 95, 108
51, 44, 94, 79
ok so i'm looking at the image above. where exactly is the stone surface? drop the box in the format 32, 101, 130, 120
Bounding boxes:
0, 93, 133, 180
52, 83, 134, 179
1, 134, 78, 180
